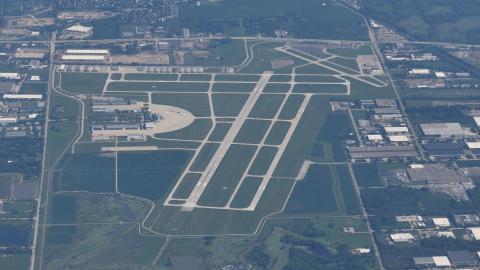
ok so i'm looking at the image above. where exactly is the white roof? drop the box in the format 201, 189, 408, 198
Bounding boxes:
3, 94, 42, 100
388, 135, 409, 142
474, 116, 480, 127
367, 134, 383, 141
391, 233, 414, 242
409, 68, 430, 74
66, 25, 92, 33
62, 55, 105, 61
435, 71, 447, 78
432, 256, 451, 267
0, 73, 21, 80
66, 49, 109, 55
438, 231, 455, 238
410, 164, 424, 169
432, 217, 451, 227
420, 123, 463, 137
467, 142, 480, 149
30, 75, 40, 81
470, 227, 480, 240
384, 126, 409, 133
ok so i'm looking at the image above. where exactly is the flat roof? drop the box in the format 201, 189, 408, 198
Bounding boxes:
432, 217, 451, 227
3, 94, 42, 99
62, 54, 105, 61
65, 49, 109, 54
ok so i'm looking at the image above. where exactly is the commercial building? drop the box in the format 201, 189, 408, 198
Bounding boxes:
0, 73, 21, 80
432, 217, 451, 228
3, 94, 42, 100
420, 123, 464, 137
65, 49, 109, 55
390, 233, 415, 243
383, 126, 409, 134
61, 54, 105, 61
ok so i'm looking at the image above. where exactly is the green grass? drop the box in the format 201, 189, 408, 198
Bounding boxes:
180, 74, 212, 81
44, 223, 165, 270
178, 0, 369, 40
123, 73, 179, 81
212, 82, 256, 92
230, 177, 263, 208
149, 178, 295, 235
274, 96, 329, 178
314, 112, 354, 162
278, 94, 304, 120
234, 119, 271, 144
263, 83, 291, 93
352, 163, 384, 187
118, 150, 192, 201
294, 75, 345, 83
52, 153, 115, 193
328, 57, 361, 71
60, 72, 108, 94
215, 74, 260, 82
295, 64, 340, 75
0, 254, 30, 270
285, 165, 339, 214
198, 144, 257, 207
50, 195, 78, 224
212, 93, 249, 116
172, 173, 201, 199
248, 146, 278, 175
249, 94, 285, 118
110, 73, 122, 80
191, 39, 247, 67
269, 75, 292, 82
208, 123, 232, 141
154, 119, 212, 140
265, 121, 291, 145
20, 82, 47, 95
327, 45, 373, 58
151, 93, 211, 117
286, 164, 360, 215
190, 143, 220, 172
292, 83, 347, 94
107, 81, 209, 92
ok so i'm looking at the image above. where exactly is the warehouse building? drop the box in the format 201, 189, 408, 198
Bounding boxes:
420, 123, 464, 137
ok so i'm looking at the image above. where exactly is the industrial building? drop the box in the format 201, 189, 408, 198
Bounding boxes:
61, 49, 110, 63
420, 122, 464, 137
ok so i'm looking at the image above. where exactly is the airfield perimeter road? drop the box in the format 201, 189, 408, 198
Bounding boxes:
181, 71, 272, 210
30, 31, 56, 270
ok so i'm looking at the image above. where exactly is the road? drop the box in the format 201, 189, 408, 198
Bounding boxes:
30, 31, 56, 270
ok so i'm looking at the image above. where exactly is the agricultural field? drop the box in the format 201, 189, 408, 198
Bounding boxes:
35, 39, 388, 269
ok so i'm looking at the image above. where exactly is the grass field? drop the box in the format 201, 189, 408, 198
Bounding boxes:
123, 73, 179, 81
230, 177, 263, 208
172, 173, 202, 199
208, 123, 232, 141
248, 146, 278, 175
118, 150, 192, 201
212, 93, 249, 116
151, 93, 211, 117
352, 163, 384, 187
149, 178, 295, 234
60, 72, 108, 94
155, 119, 212, 140
234, 119, 271, 144
198, 144, 257, 207
249, 94, 285, 118
212, 82, 256, 92
190, 143, 220, 172
107, 81, 210, 92
285, 164, 360, 215
264, 121, 291, 145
